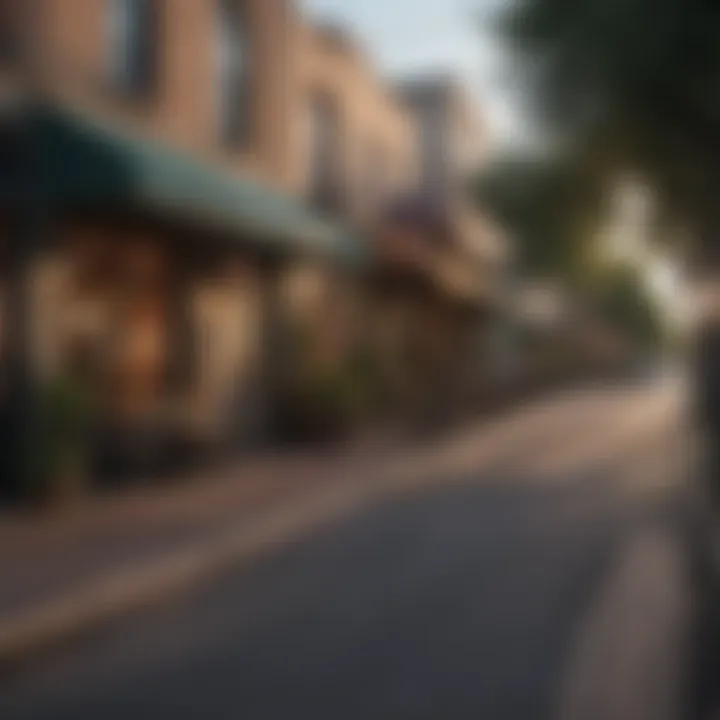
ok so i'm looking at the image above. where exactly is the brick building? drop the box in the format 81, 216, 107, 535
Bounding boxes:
0, 1, 369, 487
0, 1, 506, 492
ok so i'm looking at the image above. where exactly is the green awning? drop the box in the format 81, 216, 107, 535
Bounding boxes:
7, 104, 366, 266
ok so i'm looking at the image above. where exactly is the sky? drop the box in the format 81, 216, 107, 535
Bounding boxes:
303, 0, 522, 150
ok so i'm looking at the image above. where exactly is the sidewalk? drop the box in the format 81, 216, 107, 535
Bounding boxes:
0, 381, 677, 672
0, 441, 421, 669
0, 390, 551, 669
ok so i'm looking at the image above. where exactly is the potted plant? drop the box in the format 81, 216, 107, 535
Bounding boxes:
35, 346, 95, 508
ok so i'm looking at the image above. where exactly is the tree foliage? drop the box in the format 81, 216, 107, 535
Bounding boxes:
476, 150, 608, 279
591, 264, 666, 348
497, 0, 720, 257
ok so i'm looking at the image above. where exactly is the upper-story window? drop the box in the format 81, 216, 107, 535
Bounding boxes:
108, 0, 159, 97
216, 0, 252, 149
0, 1, 21, 65
364, 139, 388, 217
308, 93, 343, 214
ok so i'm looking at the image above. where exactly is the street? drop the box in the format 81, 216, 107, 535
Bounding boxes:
0, 377, 696, 720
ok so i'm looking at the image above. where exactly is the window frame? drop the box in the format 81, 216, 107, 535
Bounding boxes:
308, 92, 344, 213
107, 0, 160, 100
215, 0, 253, 150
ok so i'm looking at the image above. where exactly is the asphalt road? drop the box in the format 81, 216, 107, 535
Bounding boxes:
0, 378, 695, 720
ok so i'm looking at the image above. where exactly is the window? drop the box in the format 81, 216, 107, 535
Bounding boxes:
308, 94, 343, 213
0, 0, 21, 65
108, 0, 158, 97
216, 0, 252, 148
365, 139, 387, 216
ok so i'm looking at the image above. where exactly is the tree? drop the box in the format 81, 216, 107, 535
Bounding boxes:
497, 0, 720, 262
591, 264, 666, 350
476, 151, 608, 280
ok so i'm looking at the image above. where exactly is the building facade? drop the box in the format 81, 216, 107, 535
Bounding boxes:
295, 22, 417, 222
372, 75, 509, 422
0, 1, 506, 494
275, 19, 421, 402
0, 1, 365, 488
18, 0, 297, 189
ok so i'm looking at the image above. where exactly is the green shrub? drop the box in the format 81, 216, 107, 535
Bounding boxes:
35, 370, 94, 504
278, 330, 384, 441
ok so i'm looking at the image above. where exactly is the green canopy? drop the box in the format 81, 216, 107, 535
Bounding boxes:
9, 104, 366, 266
